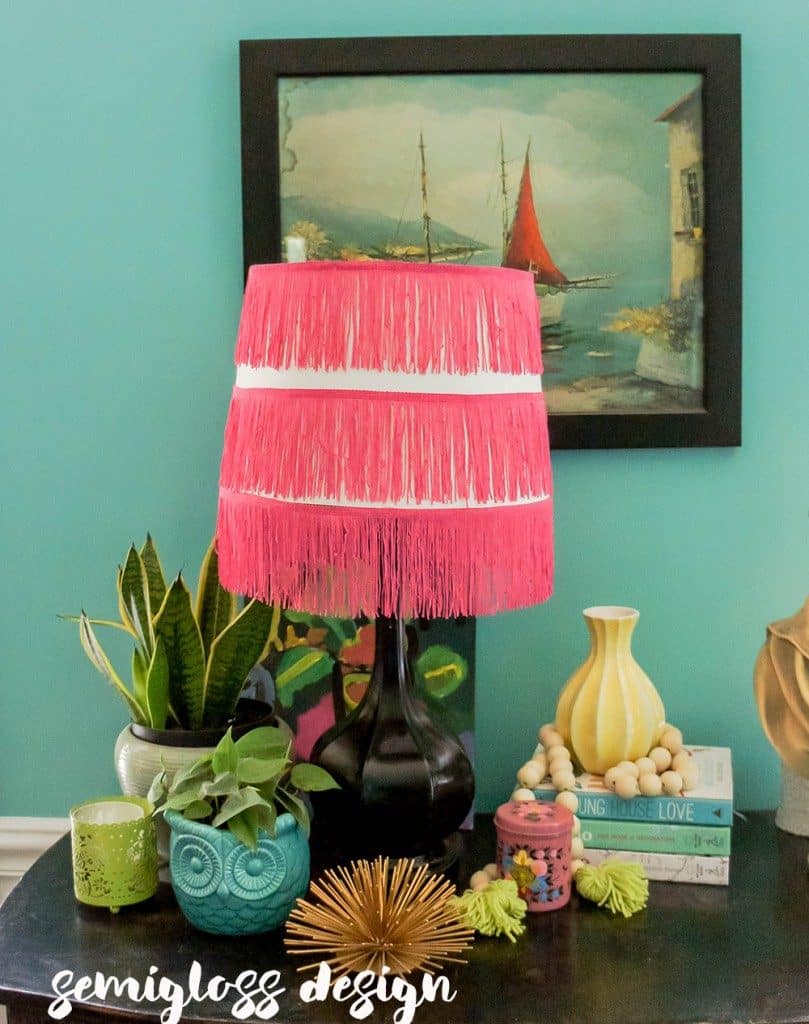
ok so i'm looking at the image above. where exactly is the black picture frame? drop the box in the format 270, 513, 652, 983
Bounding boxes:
239, 34, 741, 449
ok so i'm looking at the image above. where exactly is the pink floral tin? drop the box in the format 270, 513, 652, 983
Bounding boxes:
495, 799, 573, 912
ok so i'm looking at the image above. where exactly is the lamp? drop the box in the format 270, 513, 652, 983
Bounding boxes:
217, 261, 553, 861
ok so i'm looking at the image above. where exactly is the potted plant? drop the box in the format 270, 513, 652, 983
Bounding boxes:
149, 725, 337, 935
65, 535, 281, 800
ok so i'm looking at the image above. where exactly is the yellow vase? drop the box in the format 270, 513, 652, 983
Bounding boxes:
555, 607, 666, 775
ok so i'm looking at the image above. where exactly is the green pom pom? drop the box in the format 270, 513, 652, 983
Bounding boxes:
575, 860, 649, 918
451, 879, 527, 942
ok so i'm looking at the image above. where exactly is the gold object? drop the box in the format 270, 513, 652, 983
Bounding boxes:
754, 597, 809, 776
555, 607, 666, 774
285, 856, 472, 976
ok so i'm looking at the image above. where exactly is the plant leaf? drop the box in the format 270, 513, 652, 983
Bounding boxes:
140, 534, 167, 613
274, 647, 334, 708
59, 614, 136, 636
276, 786, 310, 837
145, 635, 170, 730
153, 575, 206, 730
169, 755, 213, 792
118, 545, 153, 653
290, 763, 340, 792
227, 811, 257, 849
200, 771, 239, 798
234, 726, 290, 759
211, 787, 267, 828
132, 647, 148, 711
211, 728, 238, 776
237, 757, 289, 785
249, 801, 277, 836
165, 788, 210, 811
195, 539, 237, 660
202, 599, 274, 726
147, 771, 167, 807
79, 613, 147, 724
182, 799, 213, 821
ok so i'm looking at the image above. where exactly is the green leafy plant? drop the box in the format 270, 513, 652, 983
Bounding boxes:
148, 726, 338, 848
64, 536, 279, 731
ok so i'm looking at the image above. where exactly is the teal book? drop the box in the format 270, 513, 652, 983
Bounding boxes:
579, 818, 731, 856
531, 746, 733, 827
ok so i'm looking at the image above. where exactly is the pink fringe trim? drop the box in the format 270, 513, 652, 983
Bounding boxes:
235, 262, 543, 375
220, 387, 552, 507
216, 491, 554, 619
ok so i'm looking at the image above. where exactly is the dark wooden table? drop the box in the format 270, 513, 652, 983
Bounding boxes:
0, 813, 807, 1024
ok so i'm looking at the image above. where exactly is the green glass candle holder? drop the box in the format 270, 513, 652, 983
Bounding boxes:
70, 796, 158, 913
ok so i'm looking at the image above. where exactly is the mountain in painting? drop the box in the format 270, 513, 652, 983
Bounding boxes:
281, 195, 488, 259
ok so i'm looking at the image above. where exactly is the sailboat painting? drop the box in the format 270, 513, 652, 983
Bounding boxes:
278, 72, 706, 417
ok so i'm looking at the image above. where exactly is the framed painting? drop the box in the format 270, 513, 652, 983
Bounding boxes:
239, 34, 741, 448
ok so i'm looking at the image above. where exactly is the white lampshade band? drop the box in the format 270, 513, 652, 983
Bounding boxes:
238, 487, 551, 511
235, 365, 542, 395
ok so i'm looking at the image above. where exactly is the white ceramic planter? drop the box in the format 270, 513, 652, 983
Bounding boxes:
775, 762, 809, 837
114, 726, 218, 800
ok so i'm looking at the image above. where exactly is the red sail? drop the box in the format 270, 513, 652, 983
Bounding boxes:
504, 152, 567, 287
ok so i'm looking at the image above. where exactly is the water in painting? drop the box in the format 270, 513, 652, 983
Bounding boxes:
278, 73, 705, 415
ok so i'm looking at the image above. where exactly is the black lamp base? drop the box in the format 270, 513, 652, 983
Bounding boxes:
310, 616, 475, 863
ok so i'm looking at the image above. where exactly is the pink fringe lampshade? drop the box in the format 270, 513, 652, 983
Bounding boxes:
216, 260, 553, 619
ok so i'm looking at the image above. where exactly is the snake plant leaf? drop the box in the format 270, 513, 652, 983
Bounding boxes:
145, 636, 170, 730
58, 614, 136, 636
234, 726, 290, 759
290, 763, 340, 792
79, 613, 148, 724
196, 540, 237, 660
236, 757, 289, 785
414, 644, 469, 700
153, 575, 206, 730
118, 545, 153, 654
140, 534, 167, 612
202, 599, 274, 726
275, 647, 334, 708
132, 647, 148, 711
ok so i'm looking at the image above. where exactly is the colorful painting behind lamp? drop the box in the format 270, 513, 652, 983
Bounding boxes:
278, 73, 704, 416
244, 613, 476, 827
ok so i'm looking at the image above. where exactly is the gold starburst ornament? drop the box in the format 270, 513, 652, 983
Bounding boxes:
284, 857, 473, 976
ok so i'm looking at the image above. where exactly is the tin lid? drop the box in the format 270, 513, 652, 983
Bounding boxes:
495, 799, 573, 838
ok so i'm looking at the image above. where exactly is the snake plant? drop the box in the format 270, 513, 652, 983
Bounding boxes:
65, 537, 278, 731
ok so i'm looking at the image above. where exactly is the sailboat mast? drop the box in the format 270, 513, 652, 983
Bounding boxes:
418, 131, 433, 264
499, 129, 510, 262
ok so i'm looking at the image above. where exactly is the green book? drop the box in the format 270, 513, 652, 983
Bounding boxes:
579, 818, 731, 856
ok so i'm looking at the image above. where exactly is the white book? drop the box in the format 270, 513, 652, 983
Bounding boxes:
583, 847, 730, 886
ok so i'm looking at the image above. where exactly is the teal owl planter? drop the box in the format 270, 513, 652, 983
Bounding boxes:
165, 811, 309, 936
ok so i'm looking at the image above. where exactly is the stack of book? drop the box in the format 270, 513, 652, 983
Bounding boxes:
530, 745, 733, 885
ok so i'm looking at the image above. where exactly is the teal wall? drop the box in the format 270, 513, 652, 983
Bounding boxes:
2, 1, 807, 816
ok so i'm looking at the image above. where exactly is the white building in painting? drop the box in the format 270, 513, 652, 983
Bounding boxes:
656, 88, 705, 300
633, 88, 705, 391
